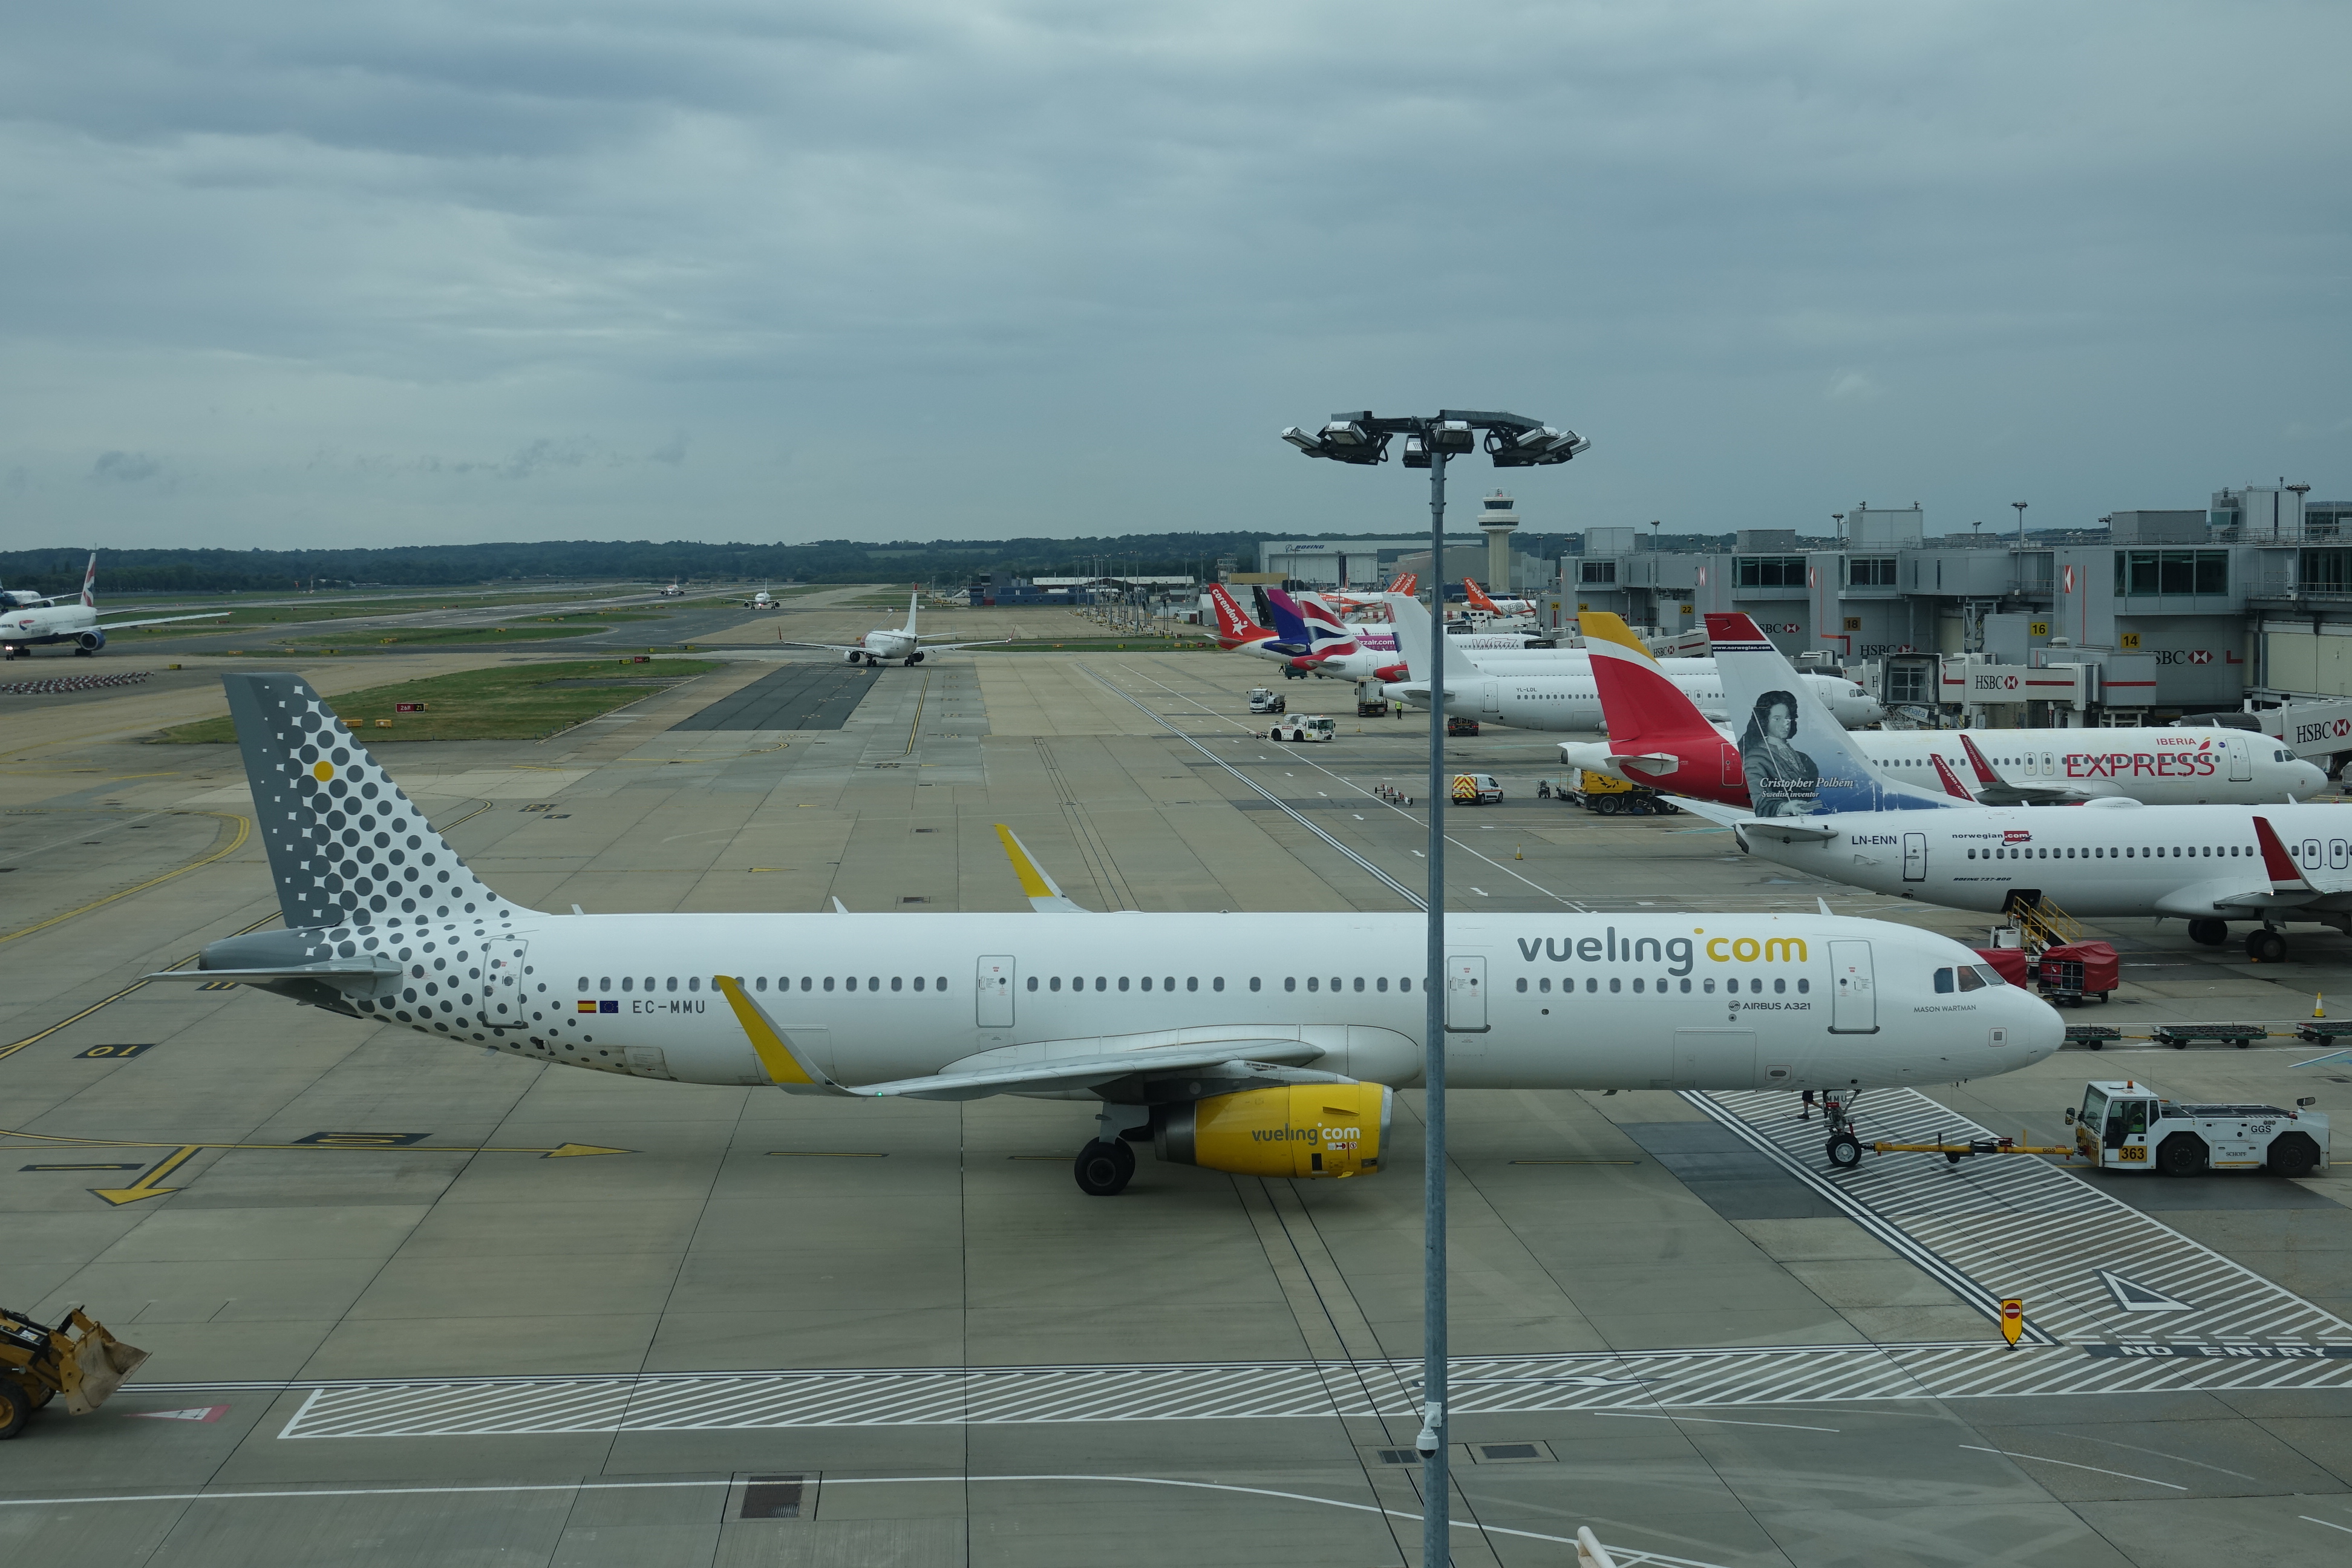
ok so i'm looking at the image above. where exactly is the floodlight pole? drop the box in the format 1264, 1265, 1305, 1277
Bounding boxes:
1420, 439, 1453, 1568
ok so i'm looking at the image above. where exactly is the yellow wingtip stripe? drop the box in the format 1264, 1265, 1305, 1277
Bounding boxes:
713, 975, 817, 1086
1576, 611, 1656, 662
995, 824, 1058, 900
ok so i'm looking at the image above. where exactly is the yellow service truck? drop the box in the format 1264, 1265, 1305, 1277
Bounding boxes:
1540, 770, 1682, 816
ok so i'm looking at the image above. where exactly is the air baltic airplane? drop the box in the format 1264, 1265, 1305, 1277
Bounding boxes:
1673, 614, 2352, 962
148, 673, 2058, 1191
1567, 612, 2327, 807
782, 592, 1008, 667
0, 554, 227, 659
1385, 595, 1884, 731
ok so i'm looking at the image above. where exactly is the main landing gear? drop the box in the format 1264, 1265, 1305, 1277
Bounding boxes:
1074, 1139, 1136, 1197
2246, 927, 2287, 964
1075, 1106, 1150, 1195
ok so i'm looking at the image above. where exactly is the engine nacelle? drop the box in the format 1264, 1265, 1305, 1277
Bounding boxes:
77, 630, 105, 652
1153, 1083, 1390, 1179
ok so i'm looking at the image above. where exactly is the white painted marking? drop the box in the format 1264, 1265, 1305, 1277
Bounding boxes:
125, 1405, 227, 1423
2095, 1268, 2194, 1313
2301, 1515, 2352, 1535
1959, 1444, 2186, 1490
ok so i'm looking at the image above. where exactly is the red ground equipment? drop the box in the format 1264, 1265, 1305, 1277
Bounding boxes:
1972, 947, 2032, 989
2034, 941, 2118, 1007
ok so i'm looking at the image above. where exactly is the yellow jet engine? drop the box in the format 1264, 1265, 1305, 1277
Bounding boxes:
1154, 1083, 1390, 1178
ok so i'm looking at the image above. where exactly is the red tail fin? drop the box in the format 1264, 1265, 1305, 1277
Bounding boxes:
1463, 578, 1500, 613
2253, 815, 2310, 890
1929, 751, 1978, 802
1958, 733, 2002, 785
1205, 584, 1266, 647
1388, 572, 1417, 596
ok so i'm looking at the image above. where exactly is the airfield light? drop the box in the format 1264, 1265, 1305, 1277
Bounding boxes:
1277, 406, 1587, 1568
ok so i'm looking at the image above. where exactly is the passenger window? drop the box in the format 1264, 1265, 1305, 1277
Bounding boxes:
1306, 977, 1318, 991
1187, 977, 1198, 992
1285, 978, 1296, 991
1797, 979, 1809, 993
1050, 976, 1062, 991
665, 976, 677, 993
1609, 978, 1621, 993
800, 977, 812, 991
914, 976, 926, 991
1139, 977, 1151, 991
755, 977, 766, 991
1165, 976, 1175, 991
1244, 977, 1255, 991
1517, 978, 1529, 993
1094, 977, 1106, 991
1353, 977, 1364, 993
1023, 977, 1035, 991
936, 978, 947, 991
1773, 978, 1786, 994
1400, 978, 1412, 993
1538, 978, 1550, 993
1704, 978, 1715, 993
621, 976, 634, 991
866, 976, 877, 991
598, 977, 611, 993
1935, 967, 1955, 993
1379, 977, 1391, 992
1119, 977, 1131, 991
1679, 978, 1691, 993
844, 977, 857, 991
1632, 979, 1644, 993
823, 977, 835, 992
690, 977, 702, 992
578, 976, 590, 991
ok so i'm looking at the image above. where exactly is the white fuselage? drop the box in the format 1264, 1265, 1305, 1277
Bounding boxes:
1855, 728, 2326, 805
1736, 799, 2352, 922
1, 601, 106, 650
333, 912, 2058, 1093
858, 629, 919, 661
1390, 664, 1883, 731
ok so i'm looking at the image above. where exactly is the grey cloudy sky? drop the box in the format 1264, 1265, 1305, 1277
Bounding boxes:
3, 1, 2344, 550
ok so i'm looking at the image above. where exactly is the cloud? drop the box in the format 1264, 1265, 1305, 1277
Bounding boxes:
90, 450, 162, 482
0, 2, 2345, 545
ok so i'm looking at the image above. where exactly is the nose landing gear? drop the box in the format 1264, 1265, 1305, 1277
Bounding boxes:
1820, 1092, 1866, 1170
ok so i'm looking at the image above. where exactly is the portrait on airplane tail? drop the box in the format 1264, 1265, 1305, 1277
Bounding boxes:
1739, 688, 1821, 817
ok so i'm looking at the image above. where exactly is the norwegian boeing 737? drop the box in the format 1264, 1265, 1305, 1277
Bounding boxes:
148, 673, 2059, 1192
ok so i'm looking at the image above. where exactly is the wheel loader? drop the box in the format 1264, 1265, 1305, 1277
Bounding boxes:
1, 1305, 148, 1438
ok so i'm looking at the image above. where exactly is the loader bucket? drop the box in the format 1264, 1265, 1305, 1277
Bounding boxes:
60, 1319, 148, 1415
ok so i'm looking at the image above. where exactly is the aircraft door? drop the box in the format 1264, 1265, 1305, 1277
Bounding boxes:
1722, 748, 1744, 791
1445, 955, 1488, 1032
1828, 939, 1877, 1033
1902, 832, 1927, 882
2228, 736, 2253, 782
1480, 683, 1501, 716
976, 956, 1015, 1028
482, 940, 529, 1028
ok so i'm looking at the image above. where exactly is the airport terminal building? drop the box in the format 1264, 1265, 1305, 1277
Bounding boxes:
1552, 485, 2352, 725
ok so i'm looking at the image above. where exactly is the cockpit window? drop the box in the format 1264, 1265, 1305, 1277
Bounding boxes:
1974, 964, 2007, 987
1933, 967, 1955, 993
1955, 966, 1986, 992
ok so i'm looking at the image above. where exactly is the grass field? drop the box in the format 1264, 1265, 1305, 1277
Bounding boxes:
155, 658, 723, 743
267, 610, 667, 650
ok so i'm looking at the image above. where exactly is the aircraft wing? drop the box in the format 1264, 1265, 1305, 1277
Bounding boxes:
909, 638, 1014, 652
92, 611, 230, 631
714, 976, 1326, 1100
996, 823, 1088, 912
145, 956, 398, 983
771, 641, 871, 656
1955, 734, 2091, 805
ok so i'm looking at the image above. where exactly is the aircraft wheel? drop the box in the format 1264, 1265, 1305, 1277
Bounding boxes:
1074, 1139, 1135, 1197
2247, 928, 2287, 964
0, 1378, 28, 1441
1825, 1132, 1862, 1170
2157, 1132, 2209, 1177
2186, 918, 2228, 947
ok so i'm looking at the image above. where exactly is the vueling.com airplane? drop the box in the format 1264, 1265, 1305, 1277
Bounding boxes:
152, 673, 2060, 1188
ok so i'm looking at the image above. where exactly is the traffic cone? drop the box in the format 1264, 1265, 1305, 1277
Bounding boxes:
2316, 993, 2327, 1019
1515, 844, 1524, 861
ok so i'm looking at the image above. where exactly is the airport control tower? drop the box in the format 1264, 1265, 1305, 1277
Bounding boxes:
1477, 489, 1518, 593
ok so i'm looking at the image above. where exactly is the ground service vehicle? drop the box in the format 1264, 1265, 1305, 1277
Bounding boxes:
1448, 715, 1480, 737
1, 1306, 148, 1438
1247, 688, 1284, 714
1266, 714, 1335, 743
1541, 770, 1681, 816
1451, 773, 1504, 805
2067, 1079, 2328, 1177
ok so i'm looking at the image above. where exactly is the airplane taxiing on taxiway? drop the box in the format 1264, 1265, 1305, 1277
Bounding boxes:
149, 671, 2059, 1193
778, 591, 1009, 667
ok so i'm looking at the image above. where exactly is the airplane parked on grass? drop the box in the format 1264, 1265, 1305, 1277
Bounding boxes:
1566, 612, 2325, 808
149, 671, 2060, 1194
0, 554, 227, 660
779, 592, 1009, 667
1673, 613, 2352, 961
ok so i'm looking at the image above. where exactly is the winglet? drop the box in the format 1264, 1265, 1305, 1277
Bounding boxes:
2253, 816, 2311, 892
1929, 751, 1978, 802
713, 975, 857, 1094
1958, 733, 2003, 786
995, 824, 1089, 912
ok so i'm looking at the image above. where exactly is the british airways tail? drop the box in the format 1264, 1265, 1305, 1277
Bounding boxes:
1703, 613, 1957, 817
1265, 589, 1354, 658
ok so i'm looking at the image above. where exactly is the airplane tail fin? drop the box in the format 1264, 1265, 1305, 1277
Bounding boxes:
1703, 612, 1950, 815
220, 673, 523, 932
905, 592, 919, 637
1389, 572, 1417, 596
1263, 589, 1313, 648
2253, 816, 2313, 893
1929, 751, 1978, 802
1580, 612, 1721, 749
1959, 733, 2004, 786
1206, 584, 1263, 645
1463, 578, 1500, 613
80, 552, 97, 609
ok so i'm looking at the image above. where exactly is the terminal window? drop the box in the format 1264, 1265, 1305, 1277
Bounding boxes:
2114, 549, 2227, 596
1736, 556, 1806, 587
1847, 557, 1898, 587
1579, 561, 1616, 585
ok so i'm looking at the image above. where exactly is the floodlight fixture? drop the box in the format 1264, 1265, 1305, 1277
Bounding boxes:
1281, 426, 1322, 454
1400, 434, 1431, 469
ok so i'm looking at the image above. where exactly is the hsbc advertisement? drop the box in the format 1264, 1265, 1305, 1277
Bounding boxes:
2111, 615, 2244, 707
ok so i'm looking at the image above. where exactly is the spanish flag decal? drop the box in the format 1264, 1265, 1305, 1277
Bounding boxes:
577, 1000, 598, 1013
